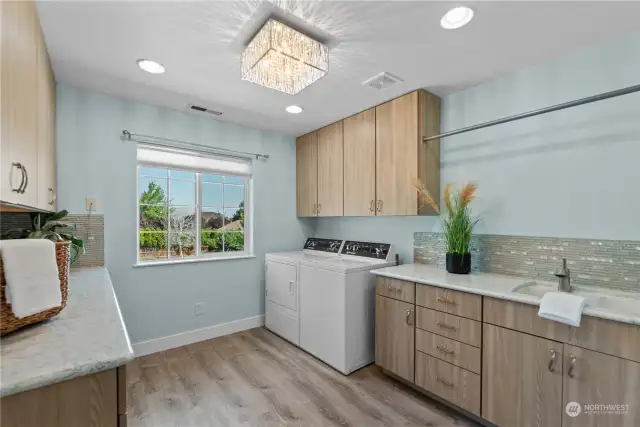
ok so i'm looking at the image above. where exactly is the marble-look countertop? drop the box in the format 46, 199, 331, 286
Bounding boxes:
1, 268, 134, 397
371, 264, 640, 326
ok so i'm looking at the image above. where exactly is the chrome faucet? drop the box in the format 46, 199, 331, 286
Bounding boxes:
555, 258, 571, 292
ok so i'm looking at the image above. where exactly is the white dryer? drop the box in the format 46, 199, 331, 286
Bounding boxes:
264, 238, 343, 346
265, 238, 395, 375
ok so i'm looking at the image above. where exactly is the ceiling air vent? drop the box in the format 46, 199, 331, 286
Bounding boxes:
362, 72, 404, 90
187, 104, 222, 116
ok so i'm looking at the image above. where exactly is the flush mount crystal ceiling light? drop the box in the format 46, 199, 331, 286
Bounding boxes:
241, 19, 329, 95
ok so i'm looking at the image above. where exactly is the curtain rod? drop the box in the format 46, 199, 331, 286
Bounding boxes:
121, 130, 270, 161
423, 84, 640, 142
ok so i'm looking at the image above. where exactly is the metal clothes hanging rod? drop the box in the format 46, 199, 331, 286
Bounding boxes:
423, 84, 640, 142
121, 130, 270, 160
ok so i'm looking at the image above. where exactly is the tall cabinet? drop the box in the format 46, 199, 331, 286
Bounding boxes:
296, 90, 441, 217
0, 0, 57, 212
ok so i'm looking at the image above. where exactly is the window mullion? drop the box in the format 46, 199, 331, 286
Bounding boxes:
196, 173, 202, 257
167, 170, 171, 260
222, 179, 225, 253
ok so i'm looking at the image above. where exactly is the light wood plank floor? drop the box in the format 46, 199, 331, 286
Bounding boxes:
127, 327, 481, 427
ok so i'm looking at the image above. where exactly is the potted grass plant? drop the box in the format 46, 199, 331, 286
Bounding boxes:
413, 179, 479, 274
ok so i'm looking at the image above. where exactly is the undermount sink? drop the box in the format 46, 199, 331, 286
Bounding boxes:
512, 281, 640, 314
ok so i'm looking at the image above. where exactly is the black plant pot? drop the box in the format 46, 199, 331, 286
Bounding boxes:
446, 253, 471, 274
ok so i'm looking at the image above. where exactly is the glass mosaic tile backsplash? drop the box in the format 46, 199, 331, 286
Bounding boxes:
414, 232, 640, 292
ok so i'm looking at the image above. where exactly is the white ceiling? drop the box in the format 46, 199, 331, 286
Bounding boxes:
37, 1, 640, 137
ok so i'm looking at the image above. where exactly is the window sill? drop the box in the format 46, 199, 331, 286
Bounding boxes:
133, 254, 255, 268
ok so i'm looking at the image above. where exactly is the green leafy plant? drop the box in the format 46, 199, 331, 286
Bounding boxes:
413, 179, 479, 255
1, 210, 85, 264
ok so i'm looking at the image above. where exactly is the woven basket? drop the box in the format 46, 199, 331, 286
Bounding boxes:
0, 241, 70, 336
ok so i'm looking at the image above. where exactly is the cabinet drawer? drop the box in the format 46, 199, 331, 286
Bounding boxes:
416, 329, 480, 374
416, 285, 481, 321
415, 351, 480, 416
376, 277, 415, 303
568, 315, 640, 363
416, 307, 481, 347
483, 297, 570, 342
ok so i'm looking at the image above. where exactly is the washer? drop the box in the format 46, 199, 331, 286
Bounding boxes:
265, 238, 343, 346
265, 238, 395, 375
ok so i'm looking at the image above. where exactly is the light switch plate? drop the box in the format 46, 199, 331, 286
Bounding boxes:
86, 197, 97, 211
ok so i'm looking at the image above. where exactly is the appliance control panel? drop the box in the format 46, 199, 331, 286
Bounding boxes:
303, 238, 344, 253
340, 241, 392, 260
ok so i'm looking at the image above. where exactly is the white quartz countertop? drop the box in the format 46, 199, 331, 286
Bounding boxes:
1, 268, 134, 397
371, 264, 640, 326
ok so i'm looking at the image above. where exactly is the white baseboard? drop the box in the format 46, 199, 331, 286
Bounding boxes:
132, 315, 265, 357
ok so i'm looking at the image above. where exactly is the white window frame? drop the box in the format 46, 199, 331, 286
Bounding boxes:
135, 162, 253, 267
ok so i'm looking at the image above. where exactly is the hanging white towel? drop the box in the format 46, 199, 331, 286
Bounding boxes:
0, 239, 61, 319
538, 291, 586, 327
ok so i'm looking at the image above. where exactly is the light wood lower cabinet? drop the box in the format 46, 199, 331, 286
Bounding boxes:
482, 323, 563, 427
562, 345, 639, 427
375, 295, 414, 382
1, 367, 127, 427
375, 279, 639, 427
415, 351, 480, 416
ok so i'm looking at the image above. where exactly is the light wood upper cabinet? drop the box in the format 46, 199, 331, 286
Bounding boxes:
36, 15, 56, 212
1, 0, 39, 207
316, 121, 343, 216
562, 344, 639, 427
343, 108, 375, 216
375, 295, 415, 382
295, 132, 318, 217
482, 323, 563, 427
1, 0, 56, 211
375, 90, 440, 216
295, 90, 440, 217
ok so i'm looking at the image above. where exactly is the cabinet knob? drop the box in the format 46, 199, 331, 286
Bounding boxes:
11, 163, 25, 193
436, 321, 457, 331
48, 188, 56, 205
317, 204, 321, 215
436, 345, 454, 355
369, 200, 375, 212
436, 296, 456, 305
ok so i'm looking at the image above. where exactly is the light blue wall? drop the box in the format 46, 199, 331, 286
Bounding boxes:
57, 86, 315, 344
315, 35, 640, 261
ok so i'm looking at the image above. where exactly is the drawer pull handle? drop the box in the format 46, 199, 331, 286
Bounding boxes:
405, 309, 412, 326
436, 321, 457, 331
548, 349, 556, 372
436, 376, 454, 387
436, 345, 455, 355
568, 354, 577, 378
436, 296, 456, 305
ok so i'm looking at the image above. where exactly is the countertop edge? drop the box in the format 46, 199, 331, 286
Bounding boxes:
371, 269, 640, 326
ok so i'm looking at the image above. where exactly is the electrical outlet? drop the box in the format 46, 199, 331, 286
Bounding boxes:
86, 197, 97, 211
194, 303, 204, 316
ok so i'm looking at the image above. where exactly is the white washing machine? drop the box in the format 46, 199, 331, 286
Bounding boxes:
265, 238, 395, 375
264, 238, 343, 346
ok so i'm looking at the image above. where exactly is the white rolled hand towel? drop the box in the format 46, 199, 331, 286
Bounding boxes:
0, 239, 61, 319
538, 291, 585, 327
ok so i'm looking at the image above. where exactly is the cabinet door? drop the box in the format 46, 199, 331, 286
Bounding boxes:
296, 132, 318, 216
343, 108, 375, 216
375, 295, 414, 382
563, 344, 639, 427
482, 324, 563, 427
36, 18, 56, 211
316, 121, 343, 216
0, 1, 39, 206
375, 92, 418, 216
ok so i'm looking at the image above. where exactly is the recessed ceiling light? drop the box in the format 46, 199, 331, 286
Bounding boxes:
137, 59, 165, 74
440, 6, 474, 30
286, 105, 303, 114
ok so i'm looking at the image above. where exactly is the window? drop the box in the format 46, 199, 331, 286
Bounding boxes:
137, 145, 251, 264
